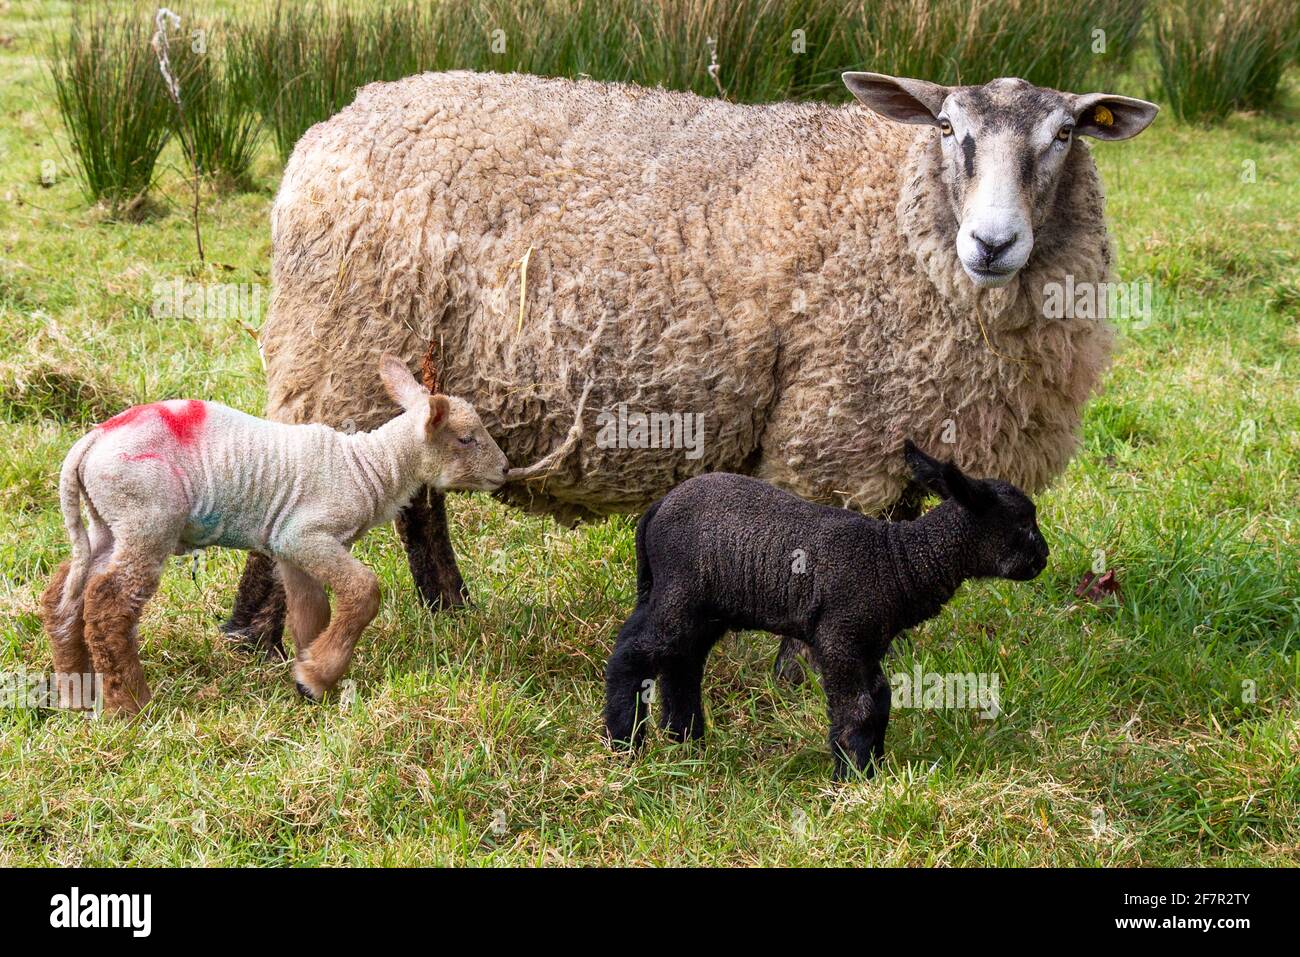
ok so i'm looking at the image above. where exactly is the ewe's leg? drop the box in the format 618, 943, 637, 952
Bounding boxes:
395, 487, 468, 609
819, 646, 887, 781
82, 542, 168, 716
773, 637, 818, 686
286, 540, 380, 701
279, 560, 330, 655
604, 604, 657, 749
222, 552, 287, 659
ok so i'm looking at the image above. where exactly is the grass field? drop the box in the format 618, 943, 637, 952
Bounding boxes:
1, 3, 1298, 866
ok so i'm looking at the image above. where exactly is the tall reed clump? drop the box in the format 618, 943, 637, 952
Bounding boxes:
167, 22, 263, 191
1153, 0, 1300, 122
232, 0, 1161, 163
229, 1, 436, 162
846, 0, 1148, 91
47, 8, 173, 216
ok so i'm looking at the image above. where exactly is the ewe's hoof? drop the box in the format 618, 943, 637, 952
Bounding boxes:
773, 638, 818, 686
220, 623, 287, 661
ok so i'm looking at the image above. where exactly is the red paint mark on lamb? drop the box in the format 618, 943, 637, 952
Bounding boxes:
98, 400, 207, 446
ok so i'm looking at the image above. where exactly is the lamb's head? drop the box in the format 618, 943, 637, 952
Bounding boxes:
379, 355, 509, 492
903, 440, 1049, 582
845, 73, 1157, 289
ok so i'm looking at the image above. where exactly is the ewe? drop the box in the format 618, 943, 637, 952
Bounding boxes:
605, 443, 1048, 779
222, 70, 1156, 678
41, 357, 507, 713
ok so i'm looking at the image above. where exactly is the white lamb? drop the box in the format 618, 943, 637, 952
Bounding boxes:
39, 356, 509, 714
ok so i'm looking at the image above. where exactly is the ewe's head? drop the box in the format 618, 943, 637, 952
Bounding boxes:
379, 355, 509, 492
903, 440, 1049, 582
845, 73, 1158, 289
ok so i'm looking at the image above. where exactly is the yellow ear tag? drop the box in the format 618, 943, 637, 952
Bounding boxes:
1093, 105, 1114, 127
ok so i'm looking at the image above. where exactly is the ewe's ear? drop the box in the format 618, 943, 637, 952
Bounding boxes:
380, 354, 429, 411
843, 72, 949, 126
1069, 93, 1158, 140
426, 394, 450, 438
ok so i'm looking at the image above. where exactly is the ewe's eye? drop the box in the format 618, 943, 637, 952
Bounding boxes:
1055, 125, 1073, 142
457, 435, 476, 447
939, 119, 953, 137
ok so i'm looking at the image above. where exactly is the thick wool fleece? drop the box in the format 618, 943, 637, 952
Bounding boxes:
604, 467, 1047, 777
262, 71, 1114, 522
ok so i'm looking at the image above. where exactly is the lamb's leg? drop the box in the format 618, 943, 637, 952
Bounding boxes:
656, 622, 721, 743
40, 525, 114, 709
604, 603, 657, 749
820, 648, 888, 781
82, 542, 167, 716
222, 552, 287, 659
287, 540, 381, 701
865, 662, 891, 767
41, 560, 93, 708
279, 560, 330, 656
395, 487, 468, 609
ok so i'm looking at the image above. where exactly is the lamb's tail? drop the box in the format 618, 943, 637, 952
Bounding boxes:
633, 498, 663, 605
56, 431, 97, 613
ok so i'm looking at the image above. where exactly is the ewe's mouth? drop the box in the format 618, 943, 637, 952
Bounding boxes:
963, 264, 1019, 288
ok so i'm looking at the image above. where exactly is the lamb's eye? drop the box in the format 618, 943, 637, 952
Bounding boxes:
458, 435, 476, 447
1056, 125, 1073, 142
939, 119, 953, 137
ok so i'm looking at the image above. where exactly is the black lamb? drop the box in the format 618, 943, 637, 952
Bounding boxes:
603, 441, 1050, 779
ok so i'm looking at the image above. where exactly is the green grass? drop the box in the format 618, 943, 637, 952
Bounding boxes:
1, 2, 1298, 866
45, 5, 174, 214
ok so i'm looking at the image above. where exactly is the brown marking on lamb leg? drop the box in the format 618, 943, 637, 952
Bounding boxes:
81, 549, 163, 716
395, 487, 468, 610
280, 560, 331, 655
222, 552, 287, 659
40, 560, 93, 708
290, 544, 381, 701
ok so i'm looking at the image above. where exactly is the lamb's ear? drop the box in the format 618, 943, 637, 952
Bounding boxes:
904, 440, 992, 510
426, 394, 450, 437
380, 354, 428, 411
903, 440, 954, 498
939, 462, 995, 512
1069, 93, 1158, 141
843, 72, 949, 126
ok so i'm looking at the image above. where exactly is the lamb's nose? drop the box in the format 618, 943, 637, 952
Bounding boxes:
973, 232, 1017, 264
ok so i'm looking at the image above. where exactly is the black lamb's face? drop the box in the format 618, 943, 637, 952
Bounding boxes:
973, 480, 1049, 582
842, 72, 1159, 289
901, 440, 1048, 581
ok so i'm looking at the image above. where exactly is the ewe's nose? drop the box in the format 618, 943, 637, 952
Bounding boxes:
973, 231, 1018, 266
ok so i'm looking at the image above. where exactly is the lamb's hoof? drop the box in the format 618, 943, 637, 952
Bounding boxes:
424, 588, 472, 613
832, 759, 878, 783
295, 680, 321, 703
